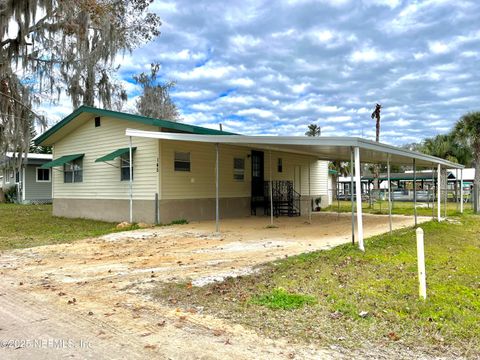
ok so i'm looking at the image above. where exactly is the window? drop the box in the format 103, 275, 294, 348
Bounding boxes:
233, 158, 245, 181
36, 168, 50, 182
174, 152, 190, 172
120, 152, 133, 181
95, 116, 101, 127
15, 171, 20, 183
64, 158, 83, 183
277, 158, 283, 173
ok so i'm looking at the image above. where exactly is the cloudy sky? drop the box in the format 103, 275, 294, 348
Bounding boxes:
40, 0, 480, 145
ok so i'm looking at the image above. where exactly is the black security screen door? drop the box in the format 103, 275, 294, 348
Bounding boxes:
251, 150, 264, 197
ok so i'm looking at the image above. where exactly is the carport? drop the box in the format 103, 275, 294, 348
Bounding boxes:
125, 129, 464, 252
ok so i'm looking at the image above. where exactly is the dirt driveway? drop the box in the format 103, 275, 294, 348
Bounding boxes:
0, 213, 427, 359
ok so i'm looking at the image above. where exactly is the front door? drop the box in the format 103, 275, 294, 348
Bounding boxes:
251, 150, 264, 197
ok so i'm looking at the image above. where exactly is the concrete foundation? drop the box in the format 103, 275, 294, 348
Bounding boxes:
53, 197, 251, 224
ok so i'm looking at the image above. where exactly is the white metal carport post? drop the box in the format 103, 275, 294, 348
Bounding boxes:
460, 168, 464, 213
269, 149, 273, 226
354, 147, 364, 251
215, 143, 220, 233
437, 163, 441, 221
387, 155, 392, 234
308, 160, 312, 224
129, 136, 133, 223
350, 147, 355, 245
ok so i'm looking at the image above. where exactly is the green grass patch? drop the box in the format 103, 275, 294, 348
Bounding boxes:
153, 214, 480, 357
323, 199, 472, 217
0, 203, 136, 250
167, 219, 189, 225
250, 288, 316, 310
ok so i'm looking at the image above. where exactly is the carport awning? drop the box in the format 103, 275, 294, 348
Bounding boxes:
40, 154, 84, 169
95, 147, 136, 163
124, 129, 464, 169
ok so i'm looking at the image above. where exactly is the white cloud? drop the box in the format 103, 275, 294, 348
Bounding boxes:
229, 77, 255, 87
428, 41, 451, 55
349, 47, 394, 63
172, 63, 237, 80
173, 90, 215, 99
236, 108, 277, 119
289, 83, 310, 93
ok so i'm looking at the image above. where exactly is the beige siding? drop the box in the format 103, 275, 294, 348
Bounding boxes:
53, 117, 159, 200
310, 160, 330, 196
263, 151, 324, 196
160, 143, 327, 199
160, 141, 251, 199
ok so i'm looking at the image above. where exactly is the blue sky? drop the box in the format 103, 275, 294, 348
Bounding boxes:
38, 0, 480, 145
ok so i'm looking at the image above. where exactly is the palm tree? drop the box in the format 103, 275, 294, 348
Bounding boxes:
370, 103, 382, 189
453, 111, 480, 211
305, 124, 321, 137
371, 103, 382, 142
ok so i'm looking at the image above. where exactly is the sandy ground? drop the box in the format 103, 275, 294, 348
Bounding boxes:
0, 212, 429, 359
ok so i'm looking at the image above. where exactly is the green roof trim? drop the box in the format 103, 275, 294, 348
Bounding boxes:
40, 154, 84, 169
34, 105, 237, 146
95, 147, 136, 163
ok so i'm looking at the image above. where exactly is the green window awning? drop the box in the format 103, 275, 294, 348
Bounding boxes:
40, 154, 84, 169
95, 147, 136, 163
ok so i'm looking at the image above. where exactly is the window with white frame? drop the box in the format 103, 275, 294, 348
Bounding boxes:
233, 158, 245, 181
174, 152, 190, 172
36, 168, 50, 182
64, 158, 83, 183
120, 152, 133, 181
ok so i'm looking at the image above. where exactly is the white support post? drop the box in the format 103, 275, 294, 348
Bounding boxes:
456, 169, 459, 213
387, 155, 392, 234
444, 173, 447, 219
437, 164, 441, 221
354, 147, 364, 251
350, 148, 355, 245
308, 160, 311, 224
413, 159, 417, 227
460, 168, 464, 213
129, 136, 133, 223
269, 150, 273, 226
215, 143, 219, 233
416, 227, 427, 300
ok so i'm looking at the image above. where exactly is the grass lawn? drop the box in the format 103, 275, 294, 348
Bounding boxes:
154, 215, 480, 358
0, 203, 131, 250
323, 199, 472, 217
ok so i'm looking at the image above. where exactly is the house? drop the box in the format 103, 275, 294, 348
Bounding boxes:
34, 106, 332, 223
0, 152, 53, 204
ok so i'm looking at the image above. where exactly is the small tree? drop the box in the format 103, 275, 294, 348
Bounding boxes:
134, 63, 179, 121
305, 124, 321, 137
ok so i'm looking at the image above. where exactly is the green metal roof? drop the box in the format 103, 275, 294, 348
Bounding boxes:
95, 147, 136, 163
34, 105, 237, 146
40, 154, 84, 169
